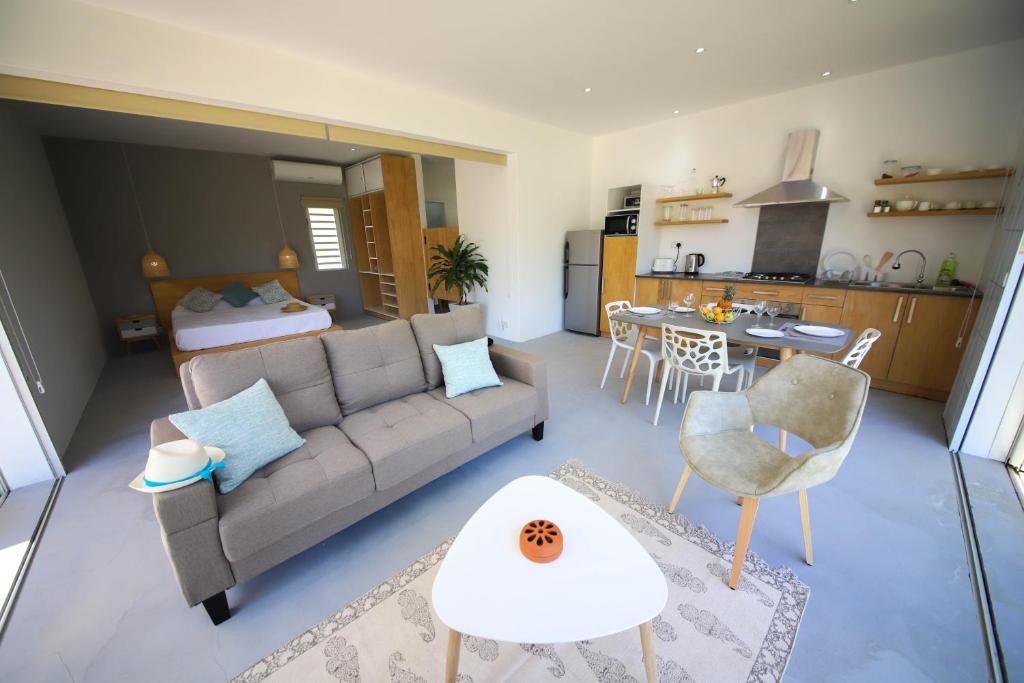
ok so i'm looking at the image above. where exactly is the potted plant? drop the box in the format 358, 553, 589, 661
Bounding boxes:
428, 236, 489, 309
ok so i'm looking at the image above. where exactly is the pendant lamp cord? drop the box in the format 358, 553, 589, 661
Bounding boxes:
269, 160, 288, 245
121, 144, 152, 250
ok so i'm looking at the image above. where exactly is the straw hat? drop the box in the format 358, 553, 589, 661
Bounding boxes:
129, 439, 225, 493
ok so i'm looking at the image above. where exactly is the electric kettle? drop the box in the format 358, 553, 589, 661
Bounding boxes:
683, 253, 705, 274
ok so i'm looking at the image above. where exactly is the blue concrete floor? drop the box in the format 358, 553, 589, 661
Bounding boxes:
0, 328, 993, 681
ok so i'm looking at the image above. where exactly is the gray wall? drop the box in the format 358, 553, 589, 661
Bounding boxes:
0, 109, 107, 458
44, 139, 364, 353
421, 156, 459, 227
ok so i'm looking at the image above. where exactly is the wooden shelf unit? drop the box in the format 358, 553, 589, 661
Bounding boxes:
873, 168, 1013, 186
656, 192, 732, 204
866, 209, 1000, 218
346, 155, 429, 320
655, 218, 729, 226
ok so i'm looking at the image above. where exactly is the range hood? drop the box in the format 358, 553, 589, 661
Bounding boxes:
735, 129, 848, 207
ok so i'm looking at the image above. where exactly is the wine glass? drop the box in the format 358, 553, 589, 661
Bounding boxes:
766, 303, 781, 328
683, 292, 696, 314
753, 300, 767, 326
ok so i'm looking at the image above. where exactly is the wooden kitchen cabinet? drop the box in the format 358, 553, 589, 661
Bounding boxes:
634, 276, 665, 307
886, 294, 977, 392
670, 279, 702, 306
600, 236, 638, 334
839, 290, 905, 383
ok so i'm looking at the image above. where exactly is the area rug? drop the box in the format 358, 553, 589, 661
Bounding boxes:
232, 460, 809, 682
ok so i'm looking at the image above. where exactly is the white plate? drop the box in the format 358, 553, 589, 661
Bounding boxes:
793, 324, 844, 338
670, 306, 696, 313
630, 306, 661, 315
746, 328, 784, 338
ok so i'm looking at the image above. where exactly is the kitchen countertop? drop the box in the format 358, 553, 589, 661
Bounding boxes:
636, 271, 981, 297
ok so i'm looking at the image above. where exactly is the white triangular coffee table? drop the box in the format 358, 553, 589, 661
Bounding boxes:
432, 475, 668, 682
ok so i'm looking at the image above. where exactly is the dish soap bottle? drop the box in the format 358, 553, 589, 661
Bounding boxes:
936, 252, 958, 287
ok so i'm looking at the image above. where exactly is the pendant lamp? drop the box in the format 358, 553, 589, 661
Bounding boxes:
122, 145, 170, 278
269, 160, 299, 269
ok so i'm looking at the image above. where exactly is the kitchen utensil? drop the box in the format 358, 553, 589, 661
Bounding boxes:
916, 201, 932, 211
881, 160, 899, 179
746, 328, 784, 338
683, 253, 705, 274
793, 324, 844, 338
926, 168, 943, 176
894, 199, 917, 211
901, 164, 922, 177
711, 175, 727, 192
943, 201, 962, 210
877, 251, 894, 270
652, 258, 676, 273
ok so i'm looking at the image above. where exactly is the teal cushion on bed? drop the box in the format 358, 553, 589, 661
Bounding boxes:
432, 336, 502, 398
168, 378, 305, 494
221, 281, 258, 308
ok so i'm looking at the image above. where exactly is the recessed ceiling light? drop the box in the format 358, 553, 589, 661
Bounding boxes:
673, 110, 680, 115
821, 71, 832, 77
695, 47, 705, 54
584, 87, 592, 93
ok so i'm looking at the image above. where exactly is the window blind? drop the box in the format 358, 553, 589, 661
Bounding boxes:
304, 205, 348, 271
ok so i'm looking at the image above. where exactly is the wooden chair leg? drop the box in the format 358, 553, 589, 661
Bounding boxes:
667, 464, 692, 513
799, 489, 814, 565
444, 629, 462, 683
729, 497, 760, 589
638, 620, 657, 683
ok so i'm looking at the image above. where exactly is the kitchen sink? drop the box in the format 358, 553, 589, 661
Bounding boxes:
848, 281, 972, 294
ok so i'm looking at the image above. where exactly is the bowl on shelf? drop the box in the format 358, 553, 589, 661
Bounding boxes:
901, 164, 922, 177
926, 168, 943, 176
894, 199, 918, 211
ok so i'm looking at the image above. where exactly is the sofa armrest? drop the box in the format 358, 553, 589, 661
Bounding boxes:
149, 418, 235, 606
490, 344, 549, 423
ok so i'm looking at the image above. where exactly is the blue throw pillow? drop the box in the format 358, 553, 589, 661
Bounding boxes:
221, 281, 258, 307
168, 378, 304, 494
433, 336, 503, 398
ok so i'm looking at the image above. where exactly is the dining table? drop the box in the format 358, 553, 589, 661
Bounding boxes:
609, 305, 853, 452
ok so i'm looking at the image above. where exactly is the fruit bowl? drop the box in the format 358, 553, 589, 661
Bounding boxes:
699, 304, 738, 325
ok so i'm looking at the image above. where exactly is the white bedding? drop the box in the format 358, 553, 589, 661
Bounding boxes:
172, 297, 332, 351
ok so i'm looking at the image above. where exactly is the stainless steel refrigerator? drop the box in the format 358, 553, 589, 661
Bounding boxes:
563, 229, 603, 335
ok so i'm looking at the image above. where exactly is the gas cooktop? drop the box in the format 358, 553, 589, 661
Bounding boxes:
741, 272, 813, 283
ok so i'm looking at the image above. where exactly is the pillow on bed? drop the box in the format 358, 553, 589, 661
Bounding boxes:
221, 281, 258, 308
180, 286, 221, 313
252, 279, 292, 304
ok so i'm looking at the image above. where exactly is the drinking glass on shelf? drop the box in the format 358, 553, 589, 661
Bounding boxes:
766, 303, 781, 328
683, 292, 696, 313
753, 300, 767, 326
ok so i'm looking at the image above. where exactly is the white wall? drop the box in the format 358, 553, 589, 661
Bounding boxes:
0, 0, 592, 342
421, 156, 459, 227
591, 41, 1024, 282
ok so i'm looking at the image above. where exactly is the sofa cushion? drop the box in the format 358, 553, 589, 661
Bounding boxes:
429, 377, 538, 442
217, 426, 374, 562
188, 336, 342, 432
341, 393, 472, 490
410, 305, 486, 389
322, 321, 427, 415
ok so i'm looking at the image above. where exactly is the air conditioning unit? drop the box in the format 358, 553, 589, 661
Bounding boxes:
272, 160, 344, 185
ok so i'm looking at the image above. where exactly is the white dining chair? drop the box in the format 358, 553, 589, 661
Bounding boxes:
601, 300, 661, 405
841, 328, 882, 369
653, 323, 753, 426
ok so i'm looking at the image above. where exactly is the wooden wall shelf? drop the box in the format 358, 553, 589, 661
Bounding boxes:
655, 218, 729, 226
874, 168, 1013, 186
866, 208, 1000, 218
656, 192, 732, 204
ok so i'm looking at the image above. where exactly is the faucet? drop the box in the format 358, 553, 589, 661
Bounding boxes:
892, 250, 927, 286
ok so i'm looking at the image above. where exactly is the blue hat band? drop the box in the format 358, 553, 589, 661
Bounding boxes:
143, 457, 224, 488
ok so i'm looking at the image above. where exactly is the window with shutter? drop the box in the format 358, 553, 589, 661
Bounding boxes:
301, 198, 348, 271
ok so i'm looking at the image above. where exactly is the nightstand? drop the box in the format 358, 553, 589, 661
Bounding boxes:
305, 293, 337, 320
115, 314, 161, 353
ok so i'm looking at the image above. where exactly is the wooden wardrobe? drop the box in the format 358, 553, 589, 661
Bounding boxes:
346, 154, 429, 320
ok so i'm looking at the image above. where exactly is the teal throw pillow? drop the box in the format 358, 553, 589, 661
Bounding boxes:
433, 336, 503, 398
221, 281, 258, 307
168, 378, 304, 494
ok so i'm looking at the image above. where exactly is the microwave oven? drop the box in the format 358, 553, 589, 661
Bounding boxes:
605, 211, 638, 235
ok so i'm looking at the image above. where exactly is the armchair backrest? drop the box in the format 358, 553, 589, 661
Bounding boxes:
746, 354, 869, 453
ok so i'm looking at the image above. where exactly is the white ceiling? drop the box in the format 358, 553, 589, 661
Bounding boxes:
79, 0, 1024, 135
4, 100, 388, 164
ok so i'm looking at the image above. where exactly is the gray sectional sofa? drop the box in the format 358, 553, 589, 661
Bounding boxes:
148, 306, 547, 624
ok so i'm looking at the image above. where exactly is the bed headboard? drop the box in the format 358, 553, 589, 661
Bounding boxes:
149, 270, 301, 333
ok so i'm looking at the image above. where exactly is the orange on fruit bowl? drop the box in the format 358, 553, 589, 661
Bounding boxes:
699, 306, 737, 325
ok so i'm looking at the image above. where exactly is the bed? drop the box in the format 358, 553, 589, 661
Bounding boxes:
149, 270, 340, 374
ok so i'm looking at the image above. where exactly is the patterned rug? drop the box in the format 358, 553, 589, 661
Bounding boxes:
232, 460, 809, 682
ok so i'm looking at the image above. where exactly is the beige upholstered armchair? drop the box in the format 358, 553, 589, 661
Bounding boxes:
667, 354, 870, 588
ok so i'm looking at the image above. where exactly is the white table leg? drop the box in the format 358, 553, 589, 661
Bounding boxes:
639, 620, 657, 682
445, 629, 461, 683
